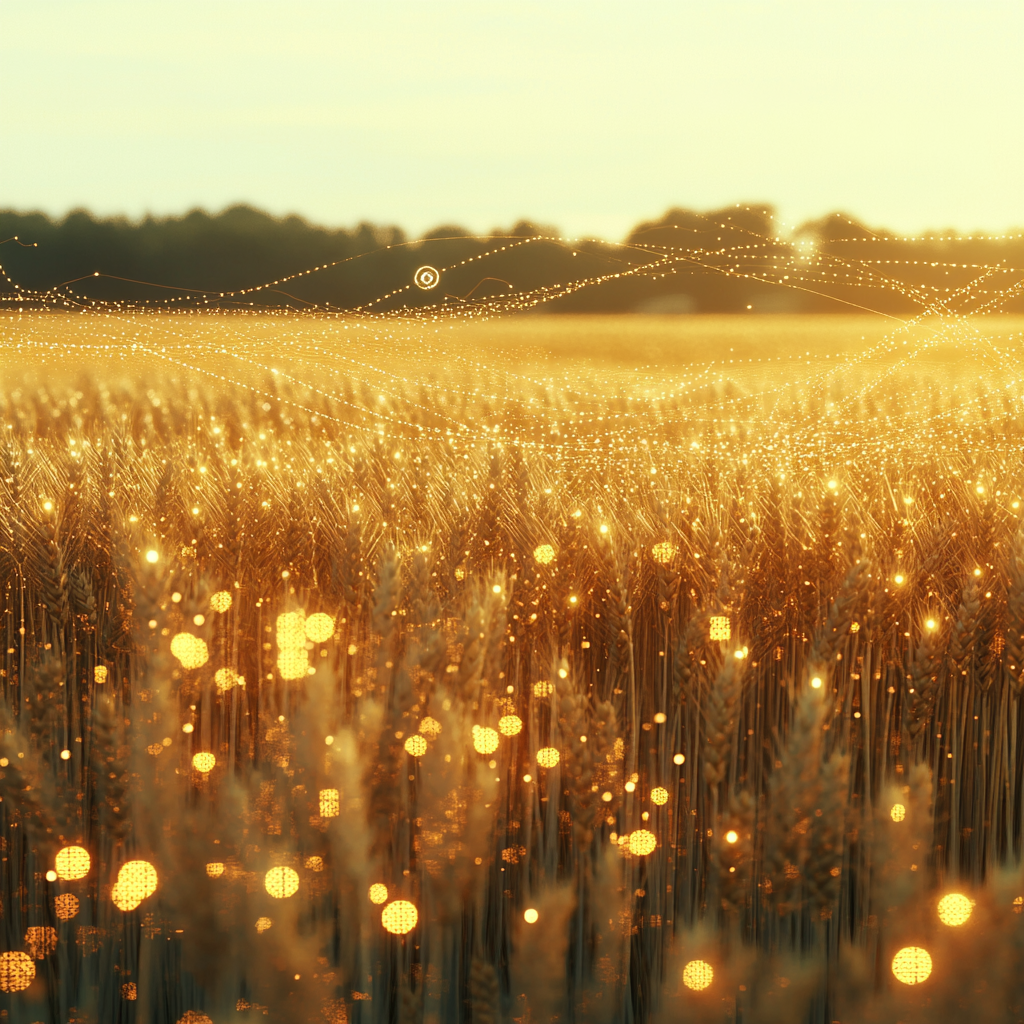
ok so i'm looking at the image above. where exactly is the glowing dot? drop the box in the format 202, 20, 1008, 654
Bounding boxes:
926, 619, 936, 630
145, 549, 159, 564
45, 870, 57, 882
192, 614, 205, 626
536, 747, 560, 768
725, 830, 739, 844
122, 982, 138, 1000
498, 714, 523, 736
206, 863, 225, 878
265, 866, 300, 899
653, 712, 667, 724
54, 894, 79, 920
319, 789, 340, 818
419, 716, 442, 738
811, 677, 822, 689
625, 781, 636, 793
304, 856, 324, 872
182, 723, 194, 734
94, 665, 108, 684
215, 667, 242, 693
651, 541, 676, 563
602, 791, 612, 802
55, 846, 91, 881
709, 616, 731, 641
382, 900, 418, 934
673, 753, 685, 765
628, 829, 657, 856
255, 917, 272, 933
60, 749, 70, 760
492, 584, 502, 594
305, 612, 335, 643
937, 893, 973, 926
894, 574, 905, 585
325, 735, 334, 746
170, 633, 209, 670
523, 773, 532, 783
473, 726, 500, 755
523, 908, 539, 924
890, 803, 906, 822
210, 591, 232, 613
651, 787, 669, 806
369, 883, 389, 905
533, 681, 553, 698
533, 544, 555, 565
0, 951, 35, 992
404, 734, 427, 757
683, 959, 713, 991
891, 946, 932, 985
192, 752, 216, 774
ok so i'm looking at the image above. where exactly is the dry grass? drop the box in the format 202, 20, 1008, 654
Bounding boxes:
1, 310, 1024, 1023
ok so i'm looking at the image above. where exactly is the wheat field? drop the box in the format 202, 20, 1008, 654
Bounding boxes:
2, 309, 1024, 1023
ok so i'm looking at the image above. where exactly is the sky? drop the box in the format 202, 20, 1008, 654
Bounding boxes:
1, 1, 1022, 241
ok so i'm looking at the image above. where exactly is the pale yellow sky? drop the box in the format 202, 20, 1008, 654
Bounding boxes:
1, 1, 1021, 239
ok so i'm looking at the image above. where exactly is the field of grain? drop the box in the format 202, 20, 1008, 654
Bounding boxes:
2, 310, 1024, 1024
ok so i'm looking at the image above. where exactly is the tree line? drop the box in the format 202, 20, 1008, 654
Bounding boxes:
1, 203, 1021, 315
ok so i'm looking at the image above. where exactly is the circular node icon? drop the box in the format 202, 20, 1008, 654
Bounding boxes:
414, 265, 441, 290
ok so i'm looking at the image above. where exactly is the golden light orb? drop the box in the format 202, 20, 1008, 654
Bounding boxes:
192, 752, 216, 774
404, 734, 427, 757
382, 900, 418, 935
255, 917, 272, 933
114, 860, 158, 910
55, 845, 91, 881
651, 541, 676, 563
170, 633, 209, 670
523, 908, 539, 924
369, 883, 389, 905
304, 856, 324, 872
319, 789, 340, 818
810, 677, 822, 689
533, 544, 555, 565
498, 714, 524, 737
673, 753, 685, 765
890, 803, 907, 822
725, 830, 739, 844
277, 648, 309, 680
536, 747, 560, 769
276, 611, 306, 649
54, 893, 79, 921
24, 926, 57, 959
209, 590, 233, 613
177, 1012, 214, 1024
305, 612, 335, 643
650, 787, 669, 806
0, 951, 35, 992
264, 866, 300, 899
94, 665, 108, 684
937, 893, 973, 927
472, 725, 500, 755
533, 681, 554, 698
206, 862, 225, 878
709, 616, 731, 641
891, 946, 932, 985
628, 829, 657, 856
145, 549, 159, 564
215, 667, 243, 693
419, 716, 442, 738
122, 982, 138, 1000
682, 959, 714, 992
894, 574, 905, 586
